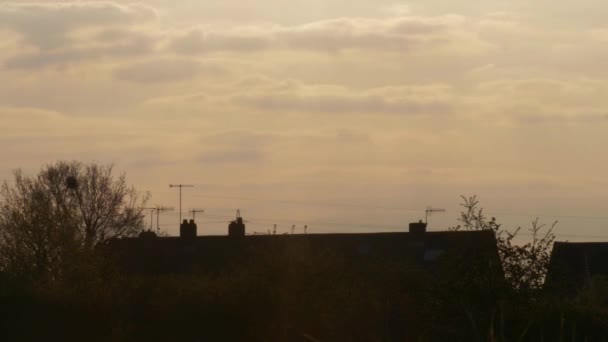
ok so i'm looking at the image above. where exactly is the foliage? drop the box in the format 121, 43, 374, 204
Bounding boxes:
450, 195, 556, 292
0, 161, 148, 281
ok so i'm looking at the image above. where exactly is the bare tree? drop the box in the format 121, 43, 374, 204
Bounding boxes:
0, 161, 148, 280
451, 195, 556, 292
53, 162, 149, 248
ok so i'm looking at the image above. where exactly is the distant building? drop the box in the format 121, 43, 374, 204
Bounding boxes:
545, 242, 608, 292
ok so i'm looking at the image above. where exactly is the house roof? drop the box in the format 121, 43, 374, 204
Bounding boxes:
106, 230, 502, 278
546, 241, 608, 291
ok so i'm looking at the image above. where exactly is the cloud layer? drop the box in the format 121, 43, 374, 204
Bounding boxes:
1, 1, 607, 236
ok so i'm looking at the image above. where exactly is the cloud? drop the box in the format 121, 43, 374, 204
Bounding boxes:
233, 93, 451, 115
515, 112, 608, 125
229, 80, 454, 115
136, 75, 456, 117
170, 30, 272, 55
1, 10, 487, 70
1, 3, 160, 70
114, 59, 226, 84
459, 78, 608, 127
169, 14, 467, 54
379, 4, 412, 16
0, 2, 157, 49
476, 78, 608, 109
5, 30, 156, 69
195, 130, 377, 167
134, 74, 457, 117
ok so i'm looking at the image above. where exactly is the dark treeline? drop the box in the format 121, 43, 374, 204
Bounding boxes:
1, 162, 608, 341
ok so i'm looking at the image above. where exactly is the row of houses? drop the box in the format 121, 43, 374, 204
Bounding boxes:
106, 214, 606, 293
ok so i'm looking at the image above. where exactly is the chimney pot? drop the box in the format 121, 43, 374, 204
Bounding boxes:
180, 219, 197, 239
409, 221, 427, 234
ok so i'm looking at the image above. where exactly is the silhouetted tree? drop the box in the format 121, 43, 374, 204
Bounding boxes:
0, 161, 148, 280
451, 195, 556, 292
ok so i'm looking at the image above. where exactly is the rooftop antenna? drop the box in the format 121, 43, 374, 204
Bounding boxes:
169, 184, 194, 224
189, 208, 205, 222
156, 206, 174, 235
425, 206, 446, 225
143, 207, 156, 230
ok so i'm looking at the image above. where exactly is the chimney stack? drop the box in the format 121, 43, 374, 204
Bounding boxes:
138, 230, 158, 239
180, 219, 197, 239
228, 217, 246, 237
409, 220, 427, 234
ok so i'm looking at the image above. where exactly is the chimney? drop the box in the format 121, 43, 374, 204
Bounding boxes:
138, 230, 158, 239
228, 217, 246, 237
180, 219, 197, 239
409, 220, 427, 234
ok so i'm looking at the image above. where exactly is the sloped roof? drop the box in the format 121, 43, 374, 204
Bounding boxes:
98, 230, 504, 341
546, 242, 608, 291
106, 230, 502, 278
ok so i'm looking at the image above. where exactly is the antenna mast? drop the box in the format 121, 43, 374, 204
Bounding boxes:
143, 208, 156, 230
156, 206, 174, 235
169, 184, 194, 224
190, 209, 205, 221
425, 206, 446, 225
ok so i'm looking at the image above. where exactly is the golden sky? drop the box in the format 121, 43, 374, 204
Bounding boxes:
1, 1, 607, 238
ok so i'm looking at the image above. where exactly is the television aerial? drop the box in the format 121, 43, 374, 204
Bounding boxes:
425, 206, 445, 225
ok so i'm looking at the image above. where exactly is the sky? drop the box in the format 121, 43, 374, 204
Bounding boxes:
1, 1, 607, 239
